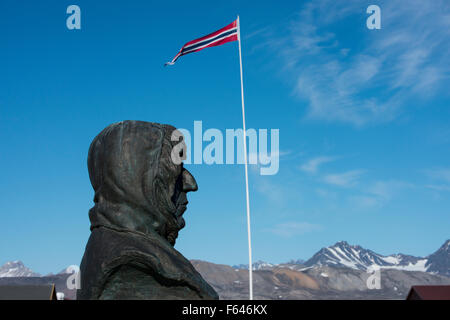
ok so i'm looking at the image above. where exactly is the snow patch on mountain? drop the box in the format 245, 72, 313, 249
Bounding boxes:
233, 260, 275, 270
304, 241, 430, 272
0, 261, 41, 277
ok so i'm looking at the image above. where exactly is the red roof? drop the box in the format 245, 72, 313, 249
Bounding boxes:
407, 285, 450, 300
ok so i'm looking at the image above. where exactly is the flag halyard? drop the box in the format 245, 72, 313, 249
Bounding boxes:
165, 20, 238, 66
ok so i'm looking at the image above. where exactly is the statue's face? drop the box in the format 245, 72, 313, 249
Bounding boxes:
172, 166, 198, 228
155, 140, 198, 246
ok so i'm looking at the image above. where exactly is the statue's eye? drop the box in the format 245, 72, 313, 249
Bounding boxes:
179, 149, 184, 158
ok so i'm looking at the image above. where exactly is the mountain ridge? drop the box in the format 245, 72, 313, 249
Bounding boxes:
1, 239, 448, 278
228, 239, 449, 277
0, 261, 41, 278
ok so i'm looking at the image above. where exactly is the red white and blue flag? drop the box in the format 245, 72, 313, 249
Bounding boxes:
164, 16, 255, 300
165, 20, 238, 66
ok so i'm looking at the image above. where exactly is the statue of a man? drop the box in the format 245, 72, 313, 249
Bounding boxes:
77, 120, 218, 300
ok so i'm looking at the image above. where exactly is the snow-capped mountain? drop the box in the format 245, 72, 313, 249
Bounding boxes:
426, 240, 450, 277
232, 240, 449, 276
286, 259, 305, 265
2, 240, 448, 280
233, 260, 275, 270
0, 261, 41, 277
233, 260, 308, 272
304, 241, 429, 272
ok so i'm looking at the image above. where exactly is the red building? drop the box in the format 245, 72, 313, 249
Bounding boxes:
407, 285, 450, 300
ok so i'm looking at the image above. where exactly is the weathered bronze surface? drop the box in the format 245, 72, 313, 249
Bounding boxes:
77, 121, 218, 300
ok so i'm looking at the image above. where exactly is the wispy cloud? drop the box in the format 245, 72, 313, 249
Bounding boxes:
423, 168, 450, 193
350, 195, 381, 209
257, 0, 450, 126
323, 169, 365, 187
315, 188, 338, 200
424, 168, 450, 184
425, 184, 450, 192
367, 180, 413, 200
300, 156, 336, 174
243, 26, 272, 41
254, 178, 287, 205
351, 179, 414, 208
267, 222, 323, 238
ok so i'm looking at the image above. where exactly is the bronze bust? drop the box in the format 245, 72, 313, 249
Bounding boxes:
77, 120, 218, 300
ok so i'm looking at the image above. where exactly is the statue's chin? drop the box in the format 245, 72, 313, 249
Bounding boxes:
160, 205, 185, 246
167, 231, 178, 246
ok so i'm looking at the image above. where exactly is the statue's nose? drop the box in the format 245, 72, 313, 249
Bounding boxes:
182, 169, 198, 192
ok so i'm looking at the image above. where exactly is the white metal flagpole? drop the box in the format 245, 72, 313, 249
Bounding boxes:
237, 15, 253, 300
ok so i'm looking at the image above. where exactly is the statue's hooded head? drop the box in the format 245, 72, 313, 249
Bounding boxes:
87, 120, 197, 246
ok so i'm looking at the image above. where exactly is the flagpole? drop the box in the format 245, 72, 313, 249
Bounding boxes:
237, 15, 253, 301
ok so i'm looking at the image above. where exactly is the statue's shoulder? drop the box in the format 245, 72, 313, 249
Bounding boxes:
99, 263, 204, 299
78, 227, 218, 300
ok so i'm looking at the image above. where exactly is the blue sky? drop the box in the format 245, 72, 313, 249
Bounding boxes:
0, 0, 449, 274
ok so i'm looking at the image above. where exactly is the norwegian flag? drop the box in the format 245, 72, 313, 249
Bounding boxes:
165, 20, 238, 66
164, 16, 255, 300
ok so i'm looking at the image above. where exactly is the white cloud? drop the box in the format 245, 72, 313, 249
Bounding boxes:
425, 184, 450, 192
323, 169, 365, 187
258, 0, 450, 126
367, 180, 413, 200
351, 180, 414, 208
315, 188, 338, 200
350, 195, 381, 209
423, 168, 450, 193
254, 178, 286, 205
300, 156, 336, 174
425, 168, 450, 184
267, 222, 323, 238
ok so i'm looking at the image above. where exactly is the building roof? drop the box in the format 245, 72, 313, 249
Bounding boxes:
406, 285, 450, 300
0, 284, 57, 300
